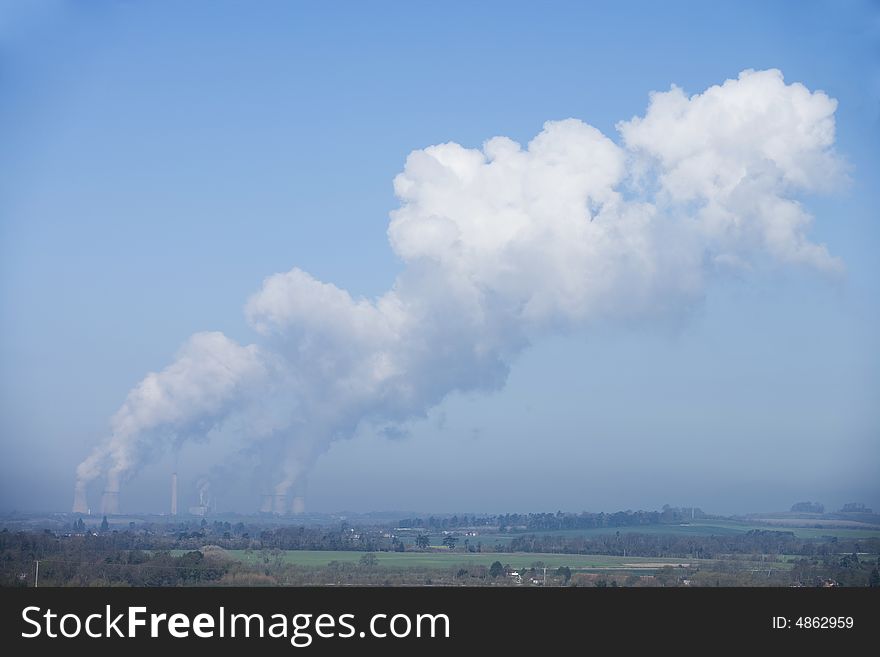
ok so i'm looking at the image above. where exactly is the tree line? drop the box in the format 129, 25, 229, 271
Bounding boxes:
397, 507, 704, 531
505, 529, 880, 559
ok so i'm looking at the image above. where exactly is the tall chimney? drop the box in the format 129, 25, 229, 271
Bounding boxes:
171, 472, 178, 516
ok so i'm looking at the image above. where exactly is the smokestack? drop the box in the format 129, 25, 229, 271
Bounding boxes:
171, 472, 178, 516
101, 491, 119, 515
291, 496, 306, 515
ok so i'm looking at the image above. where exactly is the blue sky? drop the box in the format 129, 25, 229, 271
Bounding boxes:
1, 0, 878, 515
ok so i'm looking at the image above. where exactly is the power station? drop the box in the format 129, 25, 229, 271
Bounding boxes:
75, 472, 304, 516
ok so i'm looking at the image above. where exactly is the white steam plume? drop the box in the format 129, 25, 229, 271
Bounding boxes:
73, 69, 843, 514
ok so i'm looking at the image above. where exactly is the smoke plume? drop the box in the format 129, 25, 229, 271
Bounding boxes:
72, 69, 843, 514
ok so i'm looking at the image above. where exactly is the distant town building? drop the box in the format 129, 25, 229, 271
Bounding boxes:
839, 502, 872, 513
790, 501, 824, 514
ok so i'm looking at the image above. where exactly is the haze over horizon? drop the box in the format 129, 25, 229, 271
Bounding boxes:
1, 1, 878, 518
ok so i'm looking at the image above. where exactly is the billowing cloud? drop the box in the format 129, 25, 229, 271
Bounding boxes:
619, 68, 843, 271
73, 332, 266, 512
73, 69, 844, 514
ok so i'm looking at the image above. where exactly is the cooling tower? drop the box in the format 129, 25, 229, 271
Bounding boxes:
72, 482, 88, 514
101, 491, 119, 515
272, 494, 287, 515
291, 496, 306, 515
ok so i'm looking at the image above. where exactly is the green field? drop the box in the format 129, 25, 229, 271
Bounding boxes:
227, 549, 698, 570
454, 520, 880, 544
201, 549, 791, 573
164, 516, 880, 578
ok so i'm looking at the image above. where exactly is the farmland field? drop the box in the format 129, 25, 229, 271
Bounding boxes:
200, 549, 793, 573
226, 549, 698, 570
432, 520, 880, 545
